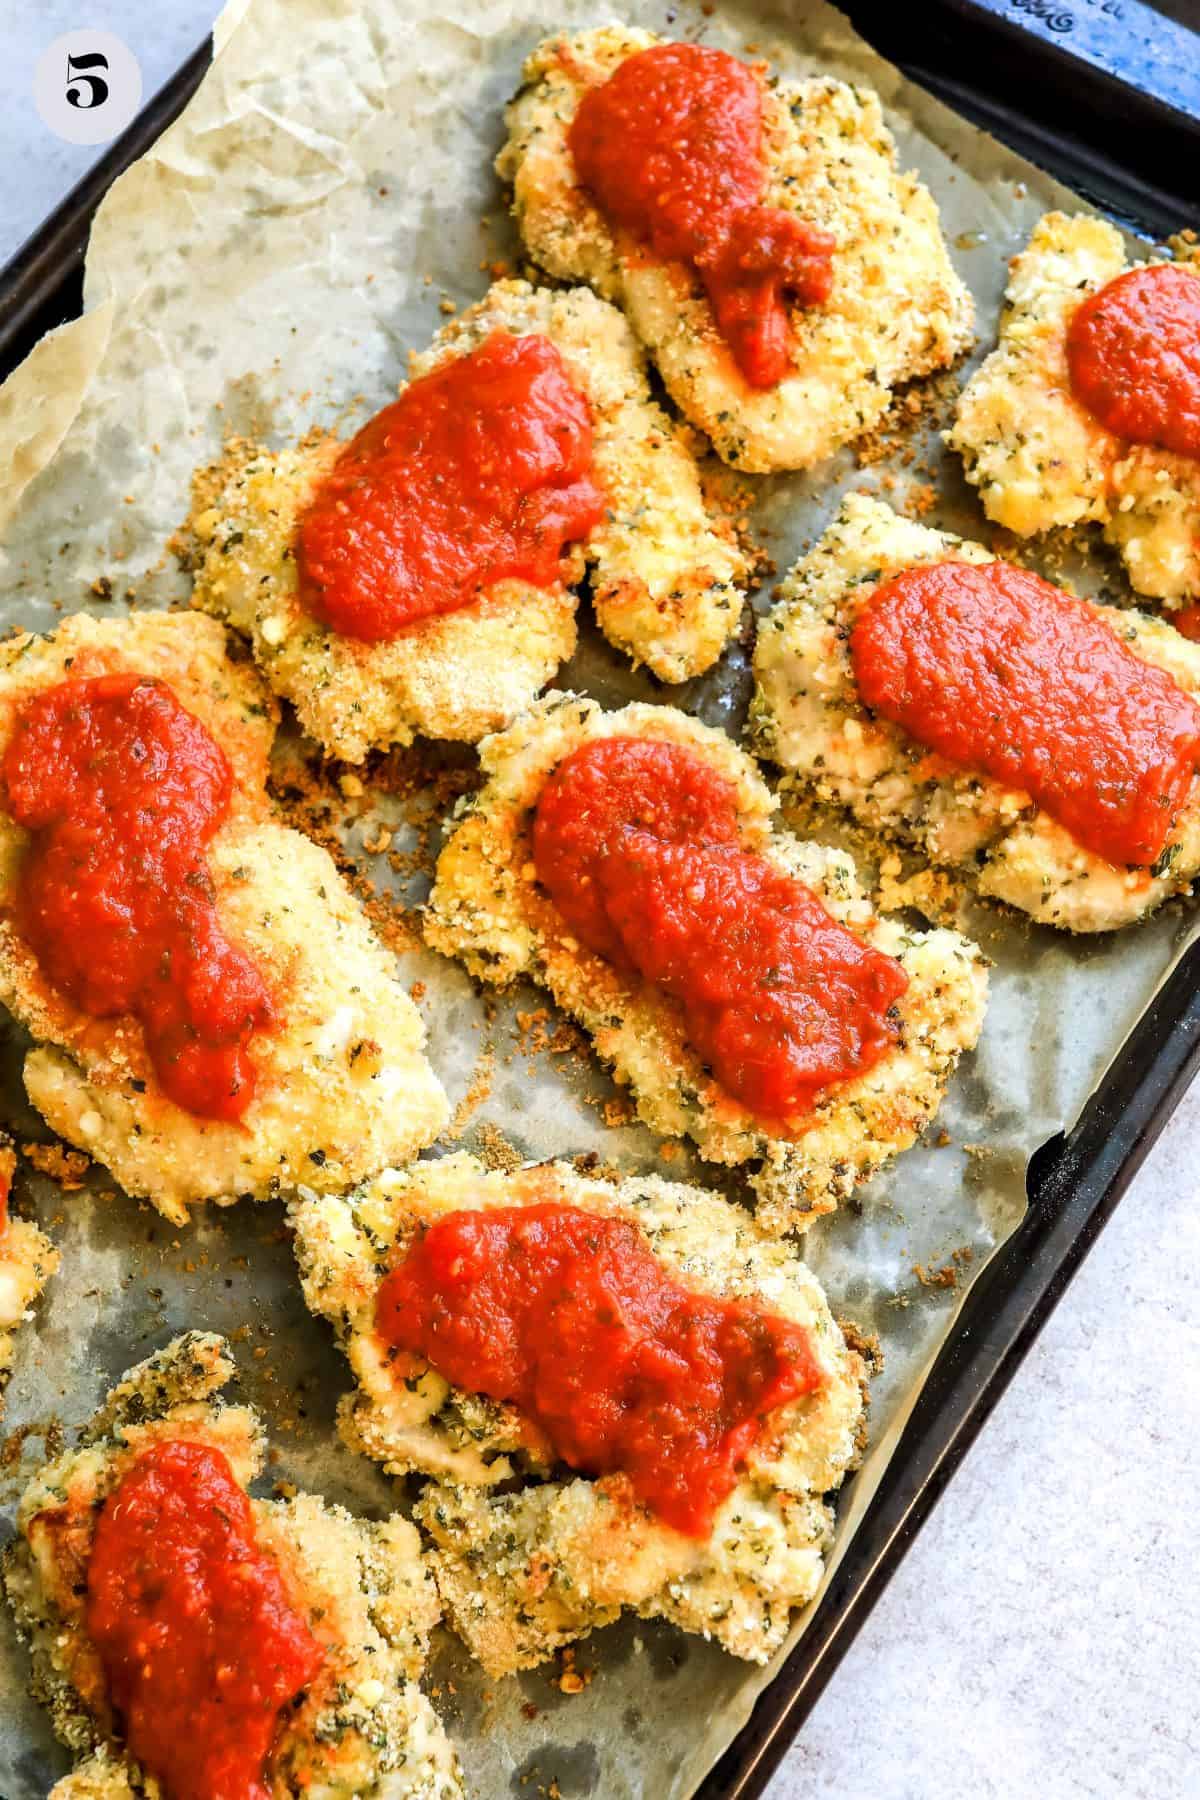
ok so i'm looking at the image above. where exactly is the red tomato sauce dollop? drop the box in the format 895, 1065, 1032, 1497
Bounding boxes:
1174, 604, 1200, 643
376, 1202, 824, 1536
1065, 263, 1200, 460
297, 332, 606, 642
568, 43, 835, 388
3, 674, 274, 1120
532, 736, 908, 1120
86, 1440, 322, 1800
849, 560, 1200, 868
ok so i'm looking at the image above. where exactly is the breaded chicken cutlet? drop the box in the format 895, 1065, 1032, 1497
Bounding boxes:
497, 25, 973, 474
949, 213, 1200, 609
3, 1333, 464, 1800
751, 494, 1200, 932
0, 613, 448, 1224
289, 1153, 866, 1674
425, 694, 987, 1233
0, 1137, 58, 1415
187, 281, 748, 764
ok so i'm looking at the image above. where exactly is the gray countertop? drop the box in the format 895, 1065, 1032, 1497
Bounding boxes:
1, 4, 1197, 1796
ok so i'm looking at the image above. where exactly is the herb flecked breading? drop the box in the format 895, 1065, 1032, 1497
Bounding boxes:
751, 492, 1200, 932
0, 1141, 58, 1415
497, 24, 973, 473
289, 1153, 867, 1675
186, 280, 748, 764
424, 695, 987, 1232
3, 1333, 464, 1800
949, 211, 1200, 608
0, 612, 448, 1224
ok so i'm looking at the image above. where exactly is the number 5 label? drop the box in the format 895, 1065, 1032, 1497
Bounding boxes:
66, 52, 112, 112
35, 32, 142, 146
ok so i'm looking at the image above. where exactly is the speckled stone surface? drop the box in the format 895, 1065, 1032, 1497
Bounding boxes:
1, 5, 1198, 1797
779, 1080, 1200, 1800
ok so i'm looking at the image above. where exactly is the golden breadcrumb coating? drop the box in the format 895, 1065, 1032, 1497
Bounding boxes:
290, 1152, 865, 1674
188, 426, 576, 766
424, 694, 987, 1232
47, 1752, 138, 1800
752, 493, 1200, 932
420, 281, 748, 683
0, 1140, 57, 1415
187, 281, 747, 763
4, 1332, 464, 1800
497, 25, 973, 473
0, 613, 448, 1224
949, 212, 1200, 607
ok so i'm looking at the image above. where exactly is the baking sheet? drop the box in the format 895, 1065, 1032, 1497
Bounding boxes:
0, 1, 1195, 1795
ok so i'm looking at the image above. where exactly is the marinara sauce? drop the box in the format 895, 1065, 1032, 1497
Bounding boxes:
86, 1440, 321, 1800
297, 332, 605, 642
568, 43, 835, 388
1065, 263, 1200, 459
376, 1202, 824, 1536
849, 560, 1200, 868
532, 736, 908, 1120
3, 674, 274, 1120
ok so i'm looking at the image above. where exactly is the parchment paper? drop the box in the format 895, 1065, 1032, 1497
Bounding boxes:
0, 2, 1195, 1796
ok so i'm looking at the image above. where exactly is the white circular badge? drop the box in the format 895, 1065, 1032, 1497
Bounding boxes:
34, 31, 143, 147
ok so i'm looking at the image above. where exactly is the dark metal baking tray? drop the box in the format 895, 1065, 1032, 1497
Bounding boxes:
0, 4, 1197, 1798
